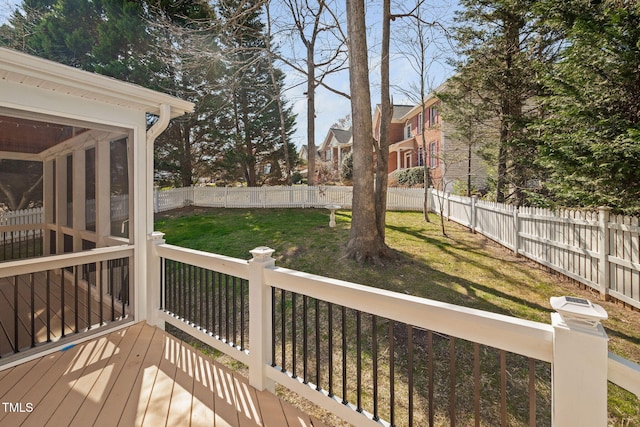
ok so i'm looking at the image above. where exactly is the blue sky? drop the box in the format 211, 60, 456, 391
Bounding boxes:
0, 0, 457, 149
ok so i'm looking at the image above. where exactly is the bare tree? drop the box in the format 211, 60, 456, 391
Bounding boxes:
269, 0, 348, 185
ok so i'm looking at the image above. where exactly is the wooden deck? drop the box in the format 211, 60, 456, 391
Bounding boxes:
0, 322, 331, 427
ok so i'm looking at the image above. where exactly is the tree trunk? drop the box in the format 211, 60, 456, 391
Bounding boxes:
306, 45, 316, 186
375, 0, 391, 240
345, 0, 388, 263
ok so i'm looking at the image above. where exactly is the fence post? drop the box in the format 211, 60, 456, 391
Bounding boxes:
513, 207, 520, 256
147, 231, 166, 329
248, 246, 276, 392
471, 195, 477, 233
550, 296, 608, 427
445, 192, 451, 220
598, 207, 611, 300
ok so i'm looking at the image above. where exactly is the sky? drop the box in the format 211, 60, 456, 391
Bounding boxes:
0, 0, 458, 150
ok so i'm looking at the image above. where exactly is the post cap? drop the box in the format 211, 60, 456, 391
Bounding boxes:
550, 296, 608, 330
250, 246, 275, 261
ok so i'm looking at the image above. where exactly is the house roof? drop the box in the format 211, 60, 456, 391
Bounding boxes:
0, 47, 195, 156
331, 127, 352, 145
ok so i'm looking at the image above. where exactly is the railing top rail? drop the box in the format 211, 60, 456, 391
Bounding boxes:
265, 266, 553, 362
0, 245, 134, 279
155, 243, 250, 280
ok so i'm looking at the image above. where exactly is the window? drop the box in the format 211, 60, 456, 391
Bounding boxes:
429, 141, 438, 168
429, 105, 438, 127
405, 121, 412, 139
418, 147, 424, 166
418, 112, 424, 134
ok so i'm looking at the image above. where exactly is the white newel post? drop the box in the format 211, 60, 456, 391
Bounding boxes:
147, 231, 166, 329
248, 246, 276, 392
550, 296, 609, 427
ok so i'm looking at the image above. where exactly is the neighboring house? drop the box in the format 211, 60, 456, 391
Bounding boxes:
318, 127, 352, 176
373, 86, 488, 192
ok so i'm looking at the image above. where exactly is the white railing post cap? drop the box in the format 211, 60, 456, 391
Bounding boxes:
148, 231, 166, 241
250, 246, 275, 261
550, 296, 608, 330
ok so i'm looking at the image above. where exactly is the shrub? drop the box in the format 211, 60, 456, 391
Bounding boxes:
391, 167, 424, 187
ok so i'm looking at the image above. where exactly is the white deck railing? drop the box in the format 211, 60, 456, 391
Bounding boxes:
149, 240, 639, 426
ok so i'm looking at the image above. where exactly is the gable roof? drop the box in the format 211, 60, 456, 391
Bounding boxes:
0, 47, 194, 118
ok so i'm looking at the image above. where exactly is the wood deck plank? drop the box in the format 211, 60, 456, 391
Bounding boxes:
22, 338, 103, 426
0, 343, 84, 425
91, 322, 150, 426
0, 323, 329, 427
138, 331, 181, 427
189, 350, 216, 427
118, 326, 165, 427
66, 327, 128, 426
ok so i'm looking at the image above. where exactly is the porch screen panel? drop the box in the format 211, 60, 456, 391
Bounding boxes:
110, 138, 129, 238
85, 148, 96, 232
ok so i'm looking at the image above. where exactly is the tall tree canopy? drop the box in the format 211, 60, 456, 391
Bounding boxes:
535, 1, 640, 213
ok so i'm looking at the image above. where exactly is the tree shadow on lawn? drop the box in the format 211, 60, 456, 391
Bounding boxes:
383, 224, 553, 318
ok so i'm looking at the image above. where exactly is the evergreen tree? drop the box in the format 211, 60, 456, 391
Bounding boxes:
214, 0, 296, 186
449, 0, 550, 205
535, 1, 640, 213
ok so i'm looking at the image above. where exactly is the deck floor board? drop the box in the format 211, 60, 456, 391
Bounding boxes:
0, 322, 328, 426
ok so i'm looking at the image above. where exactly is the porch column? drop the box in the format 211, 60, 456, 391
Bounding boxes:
397, 150, 401, 169
72, 148, 86, 251
54, 155, 67, 254
95, 141, 110, 247
42, 159, 55, 255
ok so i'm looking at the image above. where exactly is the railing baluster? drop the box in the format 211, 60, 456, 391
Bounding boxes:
241, 279, 246, 350
328, 302, 334, 397
500, 349, 507, 427
271, 287, 276, 367
61, 267, 67, 337
408, 324, 414, 427
342, 305, 347, 405
225, 274, 230, 343
450, 336, 456, 427
99, 261, 104, 325
315, 297, 320, 391
46, 270, 52, 342
529, 358, 536, 427
356, 310, 362, 412
110, 260, 115, 322
233, 276, 237, 345
30, 273, 35, 347
281, 289, 287, 373
13, 275, 19, 352
389, 319, 395, 426
74, 265, 79, 333
292, 292, 297, 377
87, 263, 92, 330
303, 294, 308, 384
372, 315, 378, 421
428, 330, 434, 427
474, 343, 481, 427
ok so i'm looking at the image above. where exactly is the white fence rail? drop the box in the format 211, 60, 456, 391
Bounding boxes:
429, 189, 640, 310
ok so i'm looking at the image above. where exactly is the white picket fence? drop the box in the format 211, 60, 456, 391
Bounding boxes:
155, 186, 424, 212
429, 190, 640, 310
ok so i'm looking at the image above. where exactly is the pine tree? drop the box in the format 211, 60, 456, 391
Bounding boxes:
215, 0, 296, 186
449, 0, 549, 205
536, 1, 640, 213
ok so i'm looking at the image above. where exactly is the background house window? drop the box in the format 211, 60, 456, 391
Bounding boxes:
405, 122, 412, 139
418, 112, 424, 134
418, 147, 424, 166
429, 105, 438, 127
429, 141, 438, 168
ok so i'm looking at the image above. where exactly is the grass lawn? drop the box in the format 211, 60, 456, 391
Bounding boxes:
155, 206, 640, 425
